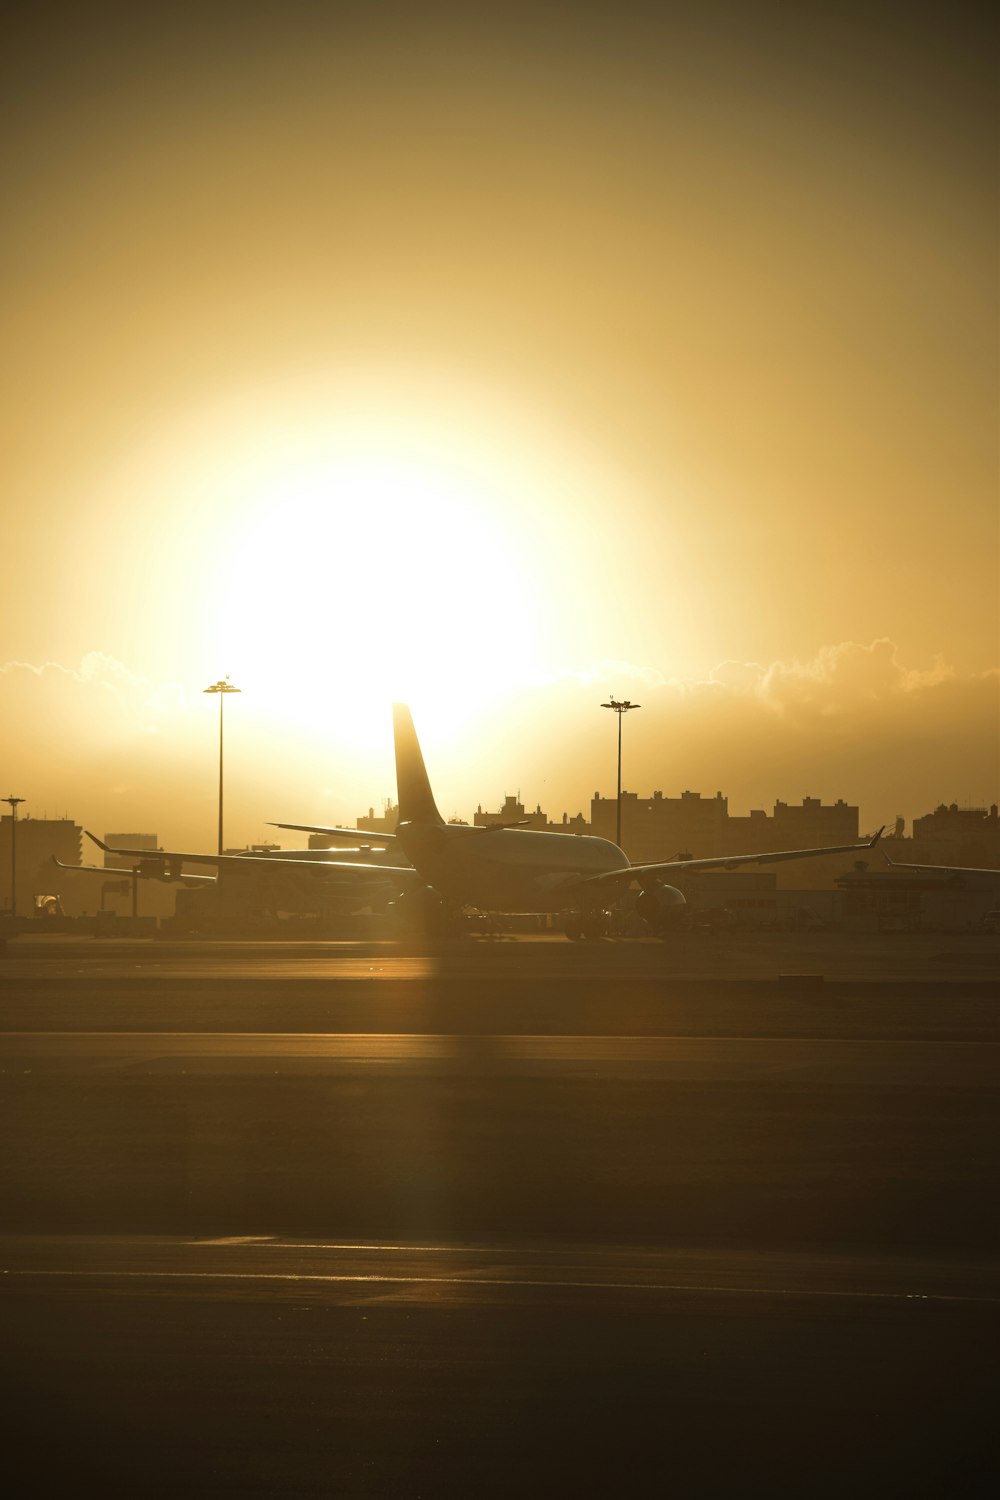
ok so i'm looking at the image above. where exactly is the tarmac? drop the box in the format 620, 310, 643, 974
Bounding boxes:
2, 933, 998, 1494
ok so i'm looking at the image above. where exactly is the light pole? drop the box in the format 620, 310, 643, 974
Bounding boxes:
203, 679, 240, 856
600, 699, 641, 850
3, 795, 25, 918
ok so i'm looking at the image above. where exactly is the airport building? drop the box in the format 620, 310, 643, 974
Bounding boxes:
835, 865, 1000, 932
1, 814, 82, 917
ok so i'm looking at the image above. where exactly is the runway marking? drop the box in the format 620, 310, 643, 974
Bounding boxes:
3, 1267, 997, 1305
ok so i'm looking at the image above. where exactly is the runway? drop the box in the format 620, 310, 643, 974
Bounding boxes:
3, 1029, 998, 1083
2, 940, 998, 1494
4, 1232, 999, 1301
3, 1235, 997, 1497
4, 927, 997, 982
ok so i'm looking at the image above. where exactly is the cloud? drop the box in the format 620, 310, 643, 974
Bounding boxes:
509, 641, 999, 825
548, 639, 983, 720
705, 638, 979, 717
753, 639, 965, 718
1, 641, 997, 843
0, 655, 209, 833
0, 654, 189, 744
550, 638, 998, 727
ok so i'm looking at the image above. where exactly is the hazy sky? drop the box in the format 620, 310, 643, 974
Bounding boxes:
2, 2, 997, 845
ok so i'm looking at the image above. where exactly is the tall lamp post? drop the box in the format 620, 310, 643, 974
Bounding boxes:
3, 795, 25, 918
600, 699, 641, 850
203, 679, 240, 857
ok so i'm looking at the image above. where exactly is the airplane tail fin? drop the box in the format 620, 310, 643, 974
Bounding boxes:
393, 704, 445, 826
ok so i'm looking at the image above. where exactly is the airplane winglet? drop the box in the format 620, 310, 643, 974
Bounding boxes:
868, 826, 885, 847
267, 821, 396, 844
85, 830, 110, 852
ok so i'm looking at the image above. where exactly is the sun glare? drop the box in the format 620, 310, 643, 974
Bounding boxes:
112, 372, 663, 763
204, 427, 548, 745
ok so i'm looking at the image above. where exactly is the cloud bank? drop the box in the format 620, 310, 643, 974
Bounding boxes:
1, 642, 997, 846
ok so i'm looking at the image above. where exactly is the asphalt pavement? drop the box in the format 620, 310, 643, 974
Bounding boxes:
2, 938, 997, 1495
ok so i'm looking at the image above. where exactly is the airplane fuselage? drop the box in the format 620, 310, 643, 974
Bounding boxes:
396, 821, 629, 912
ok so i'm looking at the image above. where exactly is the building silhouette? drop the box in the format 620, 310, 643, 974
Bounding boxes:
1, 815, 81, 916
357, 801, 400, 838
591, 788, 729, 861
475, 796, 548, 830
307, 802, 399, 850
474, 797, 591, 834
588, 789, 858, 882
908, 803, 1000, 867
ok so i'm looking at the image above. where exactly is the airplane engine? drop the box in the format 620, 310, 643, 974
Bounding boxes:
635, 882, 687, 936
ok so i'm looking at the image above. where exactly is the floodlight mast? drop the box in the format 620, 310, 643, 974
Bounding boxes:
3, 795, 25, 918
600, 699, 642, 851
203, 679, 241, 857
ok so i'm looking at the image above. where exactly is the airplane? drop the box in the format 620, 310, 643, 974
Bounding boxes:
269, 703, 885, 939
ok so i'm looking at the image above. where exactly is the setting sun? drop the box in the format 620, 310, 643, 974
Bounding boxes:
210, 433, 545, 716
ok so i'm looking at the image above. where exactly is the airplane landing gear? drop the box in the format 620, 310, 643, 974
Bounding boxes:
388, 886, 456, 941
563, 910, 610, 941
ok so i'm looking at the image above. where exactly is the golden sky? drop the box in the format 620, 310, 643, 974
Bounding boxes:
2, 2, 997, 845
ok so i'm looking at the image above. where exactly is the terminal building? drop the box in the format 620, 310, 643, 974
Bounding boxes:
0, 814, 82, 917
835, 864, 1000, 932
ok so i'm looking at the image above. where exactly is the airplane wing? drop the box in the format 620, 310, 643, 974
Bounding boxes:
54, 857, 216, 885
576, 827, 885, 891
882, 851, 1000, 878
83, 832, 416, 881
269, 822, 396, 844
